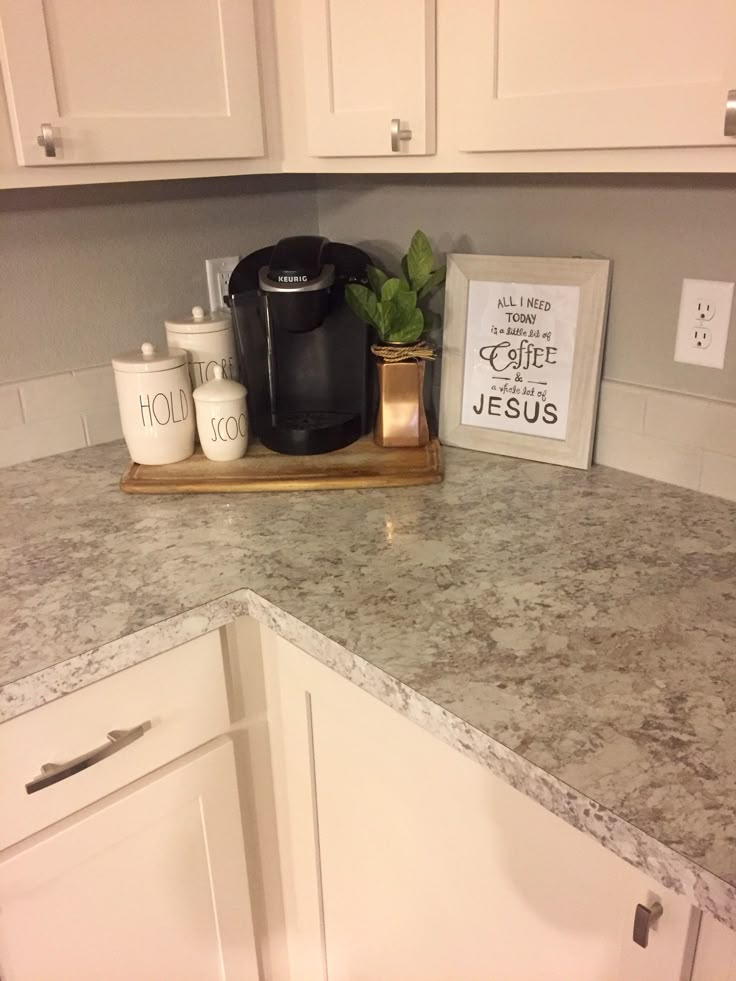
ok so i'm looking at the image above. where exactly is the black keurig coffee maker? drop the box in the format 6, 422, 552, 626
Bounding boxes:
229, 236, 373, 455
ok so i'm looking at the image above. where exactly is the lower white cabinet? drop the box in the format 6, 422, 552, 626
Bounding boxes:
3, 620, 736, 980
261, 630, 702, 981
0, 737, 258, 981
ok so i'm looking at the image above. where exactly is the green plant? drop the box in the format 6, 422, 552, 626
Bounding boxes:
345, 230, 445, 344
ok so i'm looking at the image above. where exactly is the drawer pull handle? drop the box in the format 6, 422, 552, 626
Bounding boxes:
633, 900, 663, 948
25, 721, 152, 795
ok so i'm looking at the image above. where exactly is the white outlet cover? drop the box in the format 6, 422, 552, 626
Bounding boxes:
674, 278, 734, 369
206, 256, 240, 313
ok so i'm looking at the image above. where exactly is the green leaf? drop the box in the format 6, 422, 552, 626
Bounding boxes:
381, 277, 412, 302
418, 265, 446, 299
373, 300, 397, 340
387, 307, 424, 344
400, 254, 411, 286
407, 230, 434, 291
392, 287, 418, 327
366, 265, 388, 296
345, 284, 379, 328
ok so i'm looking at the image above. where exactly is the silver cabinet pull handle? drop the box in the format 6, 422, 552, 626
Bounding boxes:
25, 721, 152, 794
36, 122, 56, 157
633, 901, 663, 948
391, 118, 412, 152
725, 90, 736, 137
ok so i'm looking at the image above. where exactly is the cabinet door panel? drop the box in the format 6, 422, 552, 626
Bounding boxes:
298, 0, 435, 156
691, 914, 736, 980
458, 0, 736, 151
0, 0, 264, 165
267, 633, 699, 981
0, 738, 258, 981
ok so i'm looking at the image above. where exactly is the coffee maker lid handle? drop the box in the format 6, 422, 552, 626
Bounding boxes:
267, 236, 329, 286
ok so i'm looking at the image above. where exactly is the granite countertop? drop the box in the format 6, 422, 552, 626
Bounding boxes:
2, 441, 736, 928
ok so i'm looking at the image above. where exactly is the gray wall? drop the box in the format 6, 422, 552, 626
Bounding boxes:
3, 172, 736, 403
316, 175, 736, 402
0, 175, 318, 383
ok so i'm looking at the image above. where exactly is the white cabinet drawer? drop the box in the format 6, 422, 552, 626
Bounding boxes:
0, 632, 229, 849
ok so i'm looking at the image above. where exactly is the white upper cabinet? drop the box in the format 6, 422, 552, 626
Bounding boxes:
458, 0, 736, 151
0, 0, 265, 165
297, 0, 436, 157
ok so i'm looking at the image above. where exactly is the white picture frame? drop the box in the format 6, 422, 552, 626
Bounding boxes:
439, 254, 611, 470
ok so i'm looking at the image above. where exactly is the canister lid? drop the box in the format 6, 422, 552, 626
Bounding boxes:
165, 305, 232, 334
192, 364, 247, 403
112, 342, 188, 373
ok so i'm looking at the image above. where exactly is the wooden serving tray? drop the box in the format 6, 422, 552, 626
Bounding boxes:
120, 436, 442, 494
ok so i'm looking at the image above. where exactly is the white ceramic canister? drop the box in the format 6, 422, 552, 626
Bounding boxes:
112, 343, 195, 465
165, 305, 239, 389
193, 365, 248, 461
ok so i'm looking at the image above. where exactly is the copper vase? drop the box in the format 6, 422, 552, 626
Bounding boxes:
374, 358, 430, 448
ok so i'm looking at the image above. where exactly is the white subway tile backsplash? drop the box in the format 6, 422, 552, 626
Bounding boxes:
19, 372, 78, 422
0, 385, 24, 430
644, 392, 711, 448
700, 453, 736, 503
593, 384, 736, 500
2, 364, 735, 506
73, 365, 118, 410
1, 364, 124, 468
0, 415, 86, 467
704, 402, 736, 458
597, 381, 646, 433
19, 367, 118, 424
594, 427, 702, 491
83, 404, 123, 446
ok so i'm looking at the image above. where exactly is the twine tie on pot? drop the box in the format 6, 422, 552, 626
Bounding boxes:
371, 343, 436, 363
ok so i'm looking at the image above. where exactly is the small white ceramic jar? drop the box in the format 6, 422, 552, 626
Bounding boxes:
112, 343, 195, 465
165, 305, 239, 389
193, 365, 248, 462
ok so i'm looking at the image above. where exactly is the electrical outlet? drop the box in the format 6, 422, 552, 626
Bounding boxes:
695, 299, 716, 322
674, 278, 734, 369
206, 256, 240, 313
692, 326, 712, 349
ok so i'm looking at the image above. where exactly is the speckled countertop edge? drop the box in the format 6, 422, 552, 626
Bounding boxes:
3, 584, 736, 931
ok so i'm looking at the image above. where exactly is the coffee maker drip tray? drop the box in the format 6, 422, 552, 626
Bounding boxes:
277, 410, 355, 431
262, 410, 363, 456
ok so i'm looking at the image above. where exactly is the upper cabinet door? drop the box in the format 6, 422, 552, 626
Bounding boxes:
299, 0, 436, 157
0, 0, 264, 165
458, 0, 736, 151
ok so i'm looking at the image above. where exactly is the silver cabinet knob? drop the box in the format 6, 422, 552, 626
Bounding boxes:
36, 122, 56, 157
633, 901, 663, 948
390, 118, 412, 152
725, 90, 736, 137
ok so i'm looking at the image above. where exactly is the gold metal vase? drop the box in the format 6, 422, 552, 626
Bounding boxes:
374, 358, 430, 448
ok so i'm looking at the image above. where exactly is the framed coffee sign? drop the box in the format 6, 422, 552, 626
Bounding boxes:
439, 254, 611, 469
